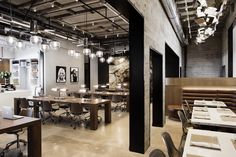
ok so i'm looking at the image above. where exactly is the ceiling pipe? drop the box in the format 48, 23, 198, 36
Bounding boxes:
160, 0, 188, 45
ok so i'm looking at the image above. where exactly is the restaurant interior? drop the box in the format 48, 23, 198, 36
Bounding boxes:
0, 0, 236, 157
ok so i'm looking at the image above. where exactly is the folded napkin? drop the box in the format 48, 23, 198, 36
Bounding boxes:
186, 154, 204, 157
194, 108, 208, 112
217, 108, 231, 114
220, 115, 236, 122
190, 141, 221, 150
193, 114, 211, 120
190, 134, 221, 150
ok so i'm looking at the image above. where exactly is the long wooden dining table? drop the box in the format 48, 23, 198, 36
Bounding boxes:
14, 96, 111, 130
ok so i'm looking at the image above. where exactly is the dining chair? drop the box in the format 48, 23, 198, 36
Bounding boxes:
70, 103, 88, 129
184, 100, 192, 113
181, 103, 191, 121
41, 101, 59, 124
177, 110, 191, 135
149, 149, 166, 157
5, 108, 34, 150
112, 95, 126, 111
161, 132, 181, 157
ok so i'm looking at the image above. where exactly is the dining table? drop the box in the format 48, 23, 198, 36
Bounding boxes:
191, 106, 236, 130
182, 129, 236, 157
194, 100, 227, 108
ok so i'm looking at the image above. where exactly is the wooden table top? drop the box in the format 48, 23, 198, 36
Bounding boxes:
27, 96, 111, 105
70, 91, 129, 96
0, 117, 40, 134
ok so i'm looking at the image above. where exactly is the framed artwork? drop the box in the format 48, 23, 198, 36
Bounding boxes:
56, 66, 66, 83
70, 67, 79, 83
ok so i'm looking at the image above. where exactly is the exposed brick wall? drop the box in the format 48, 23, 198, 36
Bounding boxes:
186, 34, 222, 77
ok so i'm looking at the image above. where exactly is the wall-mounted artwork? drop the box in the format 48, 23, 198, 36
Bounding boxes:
70, 67, 79, 83
56, 66, 66, 83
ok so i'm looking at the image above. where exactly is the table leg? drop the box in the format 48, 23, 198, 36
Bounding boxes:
105, 101, 111, 123
27, 120, 41, 157
33, 101, 40, 118
14, 98, 21, 115
90, 105, 98, 130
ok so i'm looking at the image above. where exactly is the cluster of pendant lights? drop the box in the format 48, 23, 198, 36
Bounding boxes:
7, 34, 114, 63
6, 34, 61, 51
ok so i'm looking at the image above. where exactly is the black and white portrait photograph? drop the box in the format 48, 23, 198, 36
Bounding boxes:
56, 66, 66, 83
70, 67, 79, 83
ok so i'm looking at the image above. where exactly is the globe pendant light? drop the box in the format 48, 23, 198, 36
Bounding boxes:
83, 48, 91, 55
30, 35, 42, 45
74, 52, 80, 59
96, 50, 103, 57
50, 41, 60, 50
16, 40, 24, 49
99, 57, 105, 63
89, 53, 96, 59
68, 49, 75, 56
106, 56, 114, 64
7, 36, 17, 45
41, 43, 49, 52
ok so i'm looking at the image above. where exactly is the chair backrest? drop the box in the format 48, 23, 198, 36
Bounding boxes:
177, 110, 188, 135
42, 101, 53, 112
184, 100, 192, 112
112, 95, 122, 102
70, 103, 83, 115
19, 108, 34, 117
182, 104, 191, 121
149, 149, 166, 157
20, 98, 29, 109
161, 132, 180, 157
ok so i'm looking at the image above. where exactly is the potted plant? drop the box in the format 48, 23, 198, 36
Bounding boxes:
0, 71, 11, 84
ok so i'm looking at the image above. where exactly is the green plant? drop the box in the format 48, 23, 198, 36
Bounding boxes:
0, 71, 11, 79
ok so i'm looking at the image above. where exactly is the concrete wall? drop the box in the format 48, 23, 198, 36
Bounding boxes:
222, 2, 236, 77
44, 38, 85, 95
186, 34, 222, 77
129, 0, 182, 151
90, 57, 98, 91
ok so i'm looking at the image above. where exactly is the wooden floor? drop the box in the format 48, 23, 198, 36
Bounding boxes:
0, 111, 182, 157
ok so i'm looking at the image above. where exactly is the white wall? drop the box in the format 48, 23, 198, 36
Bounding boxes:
90, 58, 98, 91
44, 38, 85, 95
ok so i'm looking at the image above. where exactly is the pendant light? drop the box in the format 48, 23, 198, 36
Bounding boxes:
89, 53, 96, 59
41, 43, 49, 52
99, 57, 105, 63
50, 41, 60, 50
16, 40, 24, 49
96, 43, 103, 57
82, 11, 91, 55
7, 3, 16, 46
30, 35, 42, 45
106, 56, 114, 64
68, 49, 75, 56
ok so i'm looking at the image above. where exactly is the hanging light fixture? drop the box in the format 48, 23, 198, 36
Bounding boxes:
106, 56, 114, 64
74, 52, 80, 59
41, 43, 49, 52
96, 50, 103, 57
82, 12, 91, 55
99, 57, 105, 63
30, 35, 42, 45
83, 48, 91, 55
16, 40, 24, 49
89, 53, 96, 59
68, 49, 75, 56
50, 41, 60, 50
7, 36, 17, 45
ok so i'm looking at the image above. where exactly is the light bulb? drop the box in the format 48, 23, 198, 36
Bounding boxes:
68, 49, 75, 56
16, 40, 24, 49
7, 36, 17, 45
30, 35, 42, 45
99, 57, 105, 63
106, 56, 114, 64
96, 50, 103, 57
50, 41, 60, 50
89, 53, 96, 59
83, 48, 91, 55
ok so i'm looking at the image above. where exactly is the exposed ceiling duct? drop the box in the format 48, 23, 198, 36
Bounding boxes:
160, 0, 188, 45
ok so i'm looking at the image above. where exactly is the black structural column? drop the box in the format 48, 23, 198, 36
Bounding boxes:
98, 61, 109, 84
228, 24, 233, 77
105, 0, 146, 153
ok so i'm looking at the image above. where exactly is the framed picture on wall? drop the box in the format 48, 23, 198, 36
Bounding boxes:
70, 67, 79, 83
56, 66, 66, 83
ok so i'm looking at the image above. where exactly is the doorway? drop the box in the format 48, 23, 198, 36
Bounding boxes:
165, 43, 180, 77
150, 49, 164, 127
